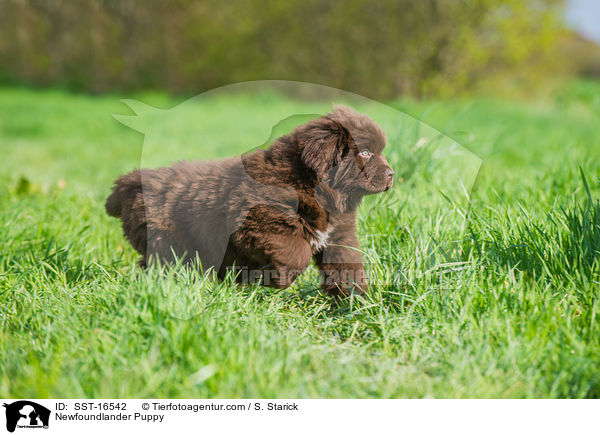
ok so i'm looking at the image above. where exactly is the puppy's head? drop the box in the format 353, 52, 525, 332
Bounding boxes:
298, 105, 394, 196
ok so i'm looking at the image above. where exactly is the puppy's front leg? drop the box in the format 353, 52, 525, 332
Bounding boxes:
262, 235, 313, 289
313, 221, 367, 298
232, 228, 312, 289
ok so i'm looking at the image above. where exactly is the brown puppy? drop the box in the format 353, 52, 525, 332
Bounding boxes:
105, 105, 394, 297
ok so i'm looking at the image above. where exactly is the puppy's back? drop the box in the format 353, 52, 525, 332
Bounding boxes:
105, 158, 244, 266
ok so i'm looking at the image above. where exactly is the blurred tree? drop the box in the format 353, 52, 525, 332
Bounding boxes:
0, 0, 566, 98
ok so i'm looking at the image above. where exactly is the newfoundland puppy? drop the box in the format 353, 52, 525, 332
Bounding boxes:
106, 105, 394, 297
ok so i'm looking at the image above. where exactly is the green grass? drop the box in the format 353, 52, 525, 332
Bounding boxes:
1, 80, 600, 398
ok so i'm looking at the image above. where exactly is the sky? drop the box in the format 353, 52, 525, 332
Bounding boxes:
566, 0, 600, 43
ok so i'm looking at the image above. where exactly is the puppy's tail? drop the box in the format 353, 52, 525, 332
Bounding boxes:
105, 170, 143, 218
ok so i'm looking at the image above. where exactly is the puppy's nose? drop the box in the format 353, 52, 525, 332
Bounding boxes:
385, 168, 394, 178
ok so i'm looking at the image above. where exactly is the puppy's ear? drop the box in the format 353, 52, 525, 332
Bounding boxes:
300, 118, 350, 179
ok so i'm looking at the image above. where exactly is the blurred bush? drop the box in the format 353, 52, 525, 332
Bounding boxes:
557, 30, 600, 78
0, 0, 568, 98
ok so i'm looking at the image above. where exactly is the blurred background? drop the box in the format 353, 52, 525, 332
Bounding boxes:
0, 0, 598, 99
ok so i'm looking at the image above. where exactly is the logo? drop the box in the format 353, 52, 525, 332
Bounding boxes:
3, 401, 50, 433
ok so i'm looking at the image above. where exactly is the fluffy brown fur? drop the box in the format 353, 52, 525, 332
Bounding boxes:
106, 105, 394, 297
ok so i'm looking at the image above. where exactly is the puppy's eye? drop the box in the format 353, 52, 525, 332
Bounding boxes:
359, 150, 371, 159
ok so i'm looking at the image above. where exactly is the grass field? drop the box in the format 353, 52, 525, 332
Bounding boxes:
1, 81, 599, 398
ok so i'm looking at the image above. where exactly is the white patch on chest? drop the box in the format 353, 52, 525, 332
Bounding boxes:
310, 228, 331, 252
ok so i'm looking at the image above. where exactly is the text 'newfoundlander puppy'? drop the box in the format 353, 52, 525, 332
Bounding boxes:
106, 105, 394, 297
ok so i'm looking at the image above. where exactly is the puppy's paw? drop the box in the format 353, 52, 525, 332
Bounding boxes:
322, 282, 366, 299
